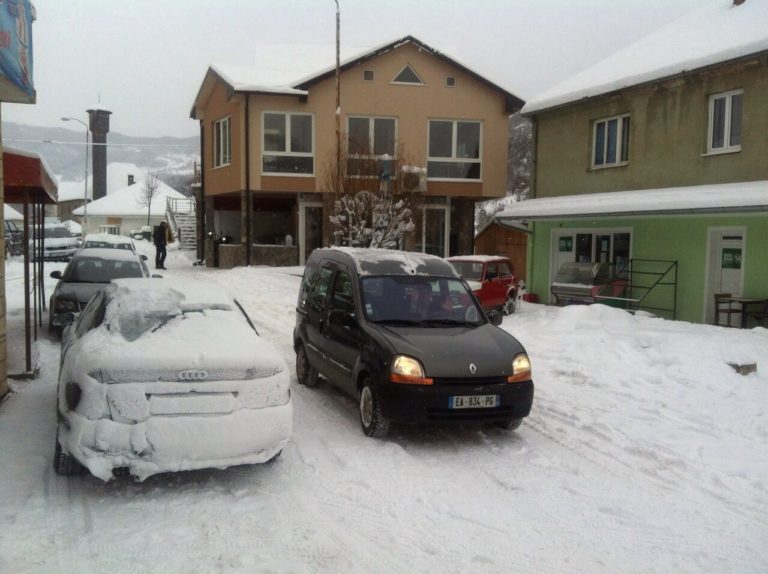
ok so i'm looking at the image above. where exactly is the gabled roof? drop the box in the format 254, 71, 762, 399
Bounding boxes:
523, 0, 768, 115
191, 35, 524, 118
495, 180, 768, 220
72, 178, 186, 217
293, 35, 524, 113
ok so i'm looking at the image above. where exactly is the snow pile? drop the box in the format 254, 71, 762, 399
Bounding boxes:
3, 203, 23, 221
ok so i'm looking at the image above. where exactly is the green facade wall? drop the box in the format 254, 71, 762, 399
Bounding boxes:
527, 214, 768, 324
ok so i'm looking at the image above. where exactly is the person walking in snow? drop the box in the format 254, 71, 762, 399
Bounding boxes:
153, 221, 172, 270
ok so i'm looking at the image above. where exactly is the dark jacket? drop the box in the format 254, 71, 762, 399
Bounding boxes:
153, 224, 168, 246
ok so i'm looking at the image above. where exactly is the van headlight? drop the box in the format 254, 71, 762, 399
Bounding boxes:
507, 353, 532, 383
389, 355, 433, 385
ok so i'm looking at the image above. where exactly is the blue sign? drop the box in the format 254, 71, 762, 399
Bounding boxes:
0, 0, 34, 101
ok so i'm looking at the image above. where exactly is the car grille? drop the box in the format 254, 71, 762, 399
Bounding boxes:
432, 376, 507, 386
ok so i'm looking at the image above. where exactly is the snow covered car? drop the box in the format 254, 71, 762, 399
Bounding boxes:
54, 278, 293, 481
80, 232, 136, 252
294, 248, 534, 438
48, 248, 150, 333
31, 223, 80, 261
3, 219, 23, 257
447, 255, 518, 314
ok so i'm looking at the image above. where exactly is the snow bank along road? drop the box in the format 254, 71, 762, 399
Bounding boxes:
2, 247, 767, 573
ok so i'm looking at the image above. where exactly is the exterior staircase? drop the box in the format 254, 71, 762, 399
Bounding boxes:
166, 197, 197, 250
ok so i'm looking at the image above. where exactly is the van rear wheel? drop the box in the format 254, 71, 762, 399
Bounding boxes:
296, 343, 319, 387
359, 378, 390, 438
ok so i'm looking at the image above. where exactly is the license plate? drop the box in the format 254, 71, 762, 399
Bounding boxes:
449, 394, 499, 409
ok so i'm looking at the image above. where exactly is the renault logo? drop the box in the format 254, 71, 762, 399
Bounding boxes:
178, 369, 209, 381
469, 363, 477, 374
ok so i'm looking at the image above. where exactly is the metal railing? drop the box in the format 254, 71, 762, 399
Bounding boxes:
594, 259, 678, 320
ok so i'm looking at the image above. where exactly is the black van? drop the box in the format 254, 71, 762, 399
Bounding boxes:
293, 247, 534, 438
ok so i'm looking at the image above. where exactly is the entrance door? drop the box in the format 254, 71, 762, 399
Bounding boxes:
299, 202, 323, 264
422, 205, 449, 257
705, 228, 745, 325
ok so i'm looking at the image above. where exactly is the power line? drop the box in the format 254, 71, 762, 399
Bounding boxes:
2, 138, 199, 148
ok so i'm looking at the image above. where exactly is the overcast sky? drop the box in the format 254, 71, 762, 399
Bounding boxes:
3, 0, 704, 138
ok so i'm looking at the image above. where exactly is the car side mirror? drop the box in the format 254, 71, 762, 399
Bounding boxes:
140, 255, 148, 261
487, 309, 503, 326
50, 270, 62, 279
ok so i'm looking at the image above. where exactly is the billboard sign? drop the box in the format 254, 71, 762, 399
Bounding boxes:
0, 0, 34, 103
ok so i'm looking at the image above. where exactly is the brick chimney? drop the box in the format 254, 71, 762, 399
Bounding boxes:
87, 107, 112, 201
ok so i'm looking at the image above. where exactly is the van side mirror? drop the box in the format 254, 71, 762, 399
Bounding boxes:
140, 255, 148, 261
487, 310, 503, 326
50, 270, 62, 279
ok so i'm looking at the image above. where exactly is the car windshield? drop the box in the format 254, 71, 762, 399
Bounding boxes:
450, 260, 484, 280
44, 227, 74, 239
83, 240, 131, 250
66, 257, 145, 283
361, 275, 484, 326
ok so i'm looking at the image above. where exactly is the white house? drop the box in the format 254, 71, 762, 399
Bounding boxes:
73, 177, 187, 236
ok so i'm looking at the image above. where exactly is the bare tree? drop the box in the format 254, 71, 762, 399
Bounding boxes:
137, 170, 160, 225
324, 139, 419, 249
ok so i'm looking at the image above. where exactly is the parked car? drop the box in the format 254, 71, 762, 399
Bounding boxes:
53, 278, 293, 480
293, 248, 534, 438
31, 223, 80, 261
129, 225, 153, 240
3, 219, 23, 257
48, 248, 151, 333
80, 232, 136, 252
447, 255, 519, 314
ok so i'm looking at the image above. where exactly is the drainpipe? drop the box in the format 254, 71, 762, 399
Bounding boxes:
198, 119, 205, 261
245, 94, 252, 265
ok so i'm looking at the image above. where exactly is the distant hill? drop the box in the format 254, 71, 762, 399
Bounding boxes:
1, 122, 199, 194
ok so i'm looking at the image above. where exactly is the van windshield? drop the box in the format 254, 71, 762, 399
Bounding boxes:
361, 275, 484, 326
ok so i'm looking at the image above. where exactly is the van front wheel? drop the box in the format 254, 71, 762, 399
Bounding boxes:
296, 343, 319, 388
359, 378, 390, 438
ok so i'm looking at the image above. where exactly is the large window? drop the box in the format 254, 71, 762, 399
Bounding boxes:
592, 114, 629, 168
213, 116, 231, 168
262, 112, 314, 175
708, 90, 742, 154
427, 120, 481, 180
347, 116, 396, 177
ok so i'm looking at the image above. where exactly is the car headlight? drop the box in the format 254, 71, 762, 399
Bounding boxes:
55, 299, 78, 312
508, 353, 532, 383
390, 355, 433, 385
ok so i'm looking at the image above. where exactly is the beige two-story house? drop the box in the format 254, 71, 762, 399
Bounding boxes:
498, 0, 768, 324
190, 36, 523, 267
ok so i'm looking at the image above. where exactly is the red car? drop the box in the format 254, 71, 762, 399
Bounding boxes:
447, 255, 518, 314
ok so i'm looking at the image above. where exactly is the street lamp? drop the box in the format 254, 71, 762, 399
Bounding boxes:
61, 116, 89, 228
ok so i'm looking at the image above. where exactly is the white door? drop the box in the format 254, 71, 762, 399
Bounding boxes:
704, 228, 745, 325
299, 201, 323, 265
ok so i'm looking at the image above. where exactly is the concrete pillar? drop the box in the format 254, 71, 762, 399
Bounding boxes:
87, 107, 112, 201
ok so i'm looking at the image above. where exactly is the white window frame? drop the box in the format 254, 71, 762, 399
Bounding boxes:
445, 76, 456, 88
591, 114, 629, 169
213, 116, 231, 168
363, 70, 375, 82
261, 111, 315, 177
98, 224, 120, 236
706, 89, 743, 155
346, 116, 398, 178
427, 119, 482, 182
391, 64, 425, 86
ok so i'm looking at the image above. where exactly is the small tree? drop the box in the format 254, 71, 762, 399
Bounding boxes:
325, 140, 417, 249
137, 170, 159, 225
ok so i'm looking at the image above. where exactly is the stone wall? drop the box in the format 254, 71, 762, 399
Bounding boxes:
216, 243, 299, 269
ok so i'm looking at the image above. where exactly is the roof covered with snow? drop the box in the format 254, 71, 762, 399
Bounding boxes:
523, 0, 768, 114
495, 180, 768, 220
72, 177, 186, 217
4, 203, 23, 220
58, 163, 152, 203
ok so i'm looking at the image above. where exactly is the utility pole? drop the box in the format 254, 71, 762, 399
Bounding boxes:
335, 0, 342, 195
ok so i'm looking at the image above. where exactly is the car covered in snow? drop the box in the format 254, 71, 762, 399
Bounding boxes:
80, 232, 136, 252
447, 255, 519, 315
48, 248, 151, 333
31, 223, 80, 261
53, 278, 293, 481
294, 247, 534, 438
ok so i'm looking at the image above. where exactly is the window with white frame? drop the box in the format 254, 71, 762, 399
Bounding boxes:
427, 120, 481, 180
708, 89, 742, 153
592, 114, 629, 168
347, 116, 396, 177
262, 112, 314, 175
213, 116, 231, 168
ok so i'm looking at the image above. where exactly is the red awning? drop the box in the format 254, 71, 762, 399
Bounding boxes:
3, 146, 58, 203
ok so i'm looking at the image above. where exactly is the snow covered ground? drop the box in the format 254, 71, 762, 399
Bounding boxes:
2, 242, 767, 573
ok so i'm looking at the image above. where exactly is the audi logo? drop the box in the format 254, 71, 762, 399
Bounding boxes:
178, 369, 209, 381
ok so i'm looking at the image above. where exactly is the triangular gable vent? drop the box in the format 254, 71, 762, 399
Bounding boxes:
392, 64, 424, 85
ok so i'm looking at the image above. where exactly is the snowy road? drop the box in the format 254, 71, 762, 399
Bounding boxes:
2, 243, 767, 573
